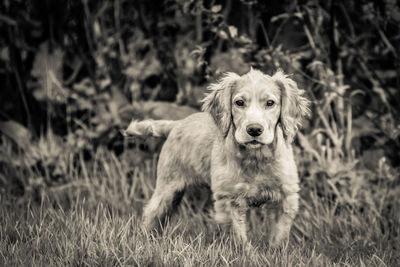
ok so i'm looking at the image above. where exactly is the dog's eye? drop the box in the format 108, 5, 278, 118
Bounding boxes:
266, 100, 275, 107
235, 100, 245, 107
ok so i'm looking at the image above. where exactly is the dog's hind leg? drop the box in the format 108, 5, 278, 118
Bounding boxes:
142, 179, 186, 232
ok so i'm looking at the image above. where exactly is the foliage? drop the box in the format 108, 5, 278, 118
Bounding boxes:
0, 0, 400, 264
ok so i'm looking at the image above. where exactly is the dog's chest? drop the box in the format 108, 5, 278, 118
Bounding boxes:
242, 165, 281, 189
237, 170, 283, 207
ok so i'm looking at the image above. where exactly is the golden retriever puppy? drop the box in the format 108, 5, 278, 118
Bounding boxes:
123, 68, 310, 247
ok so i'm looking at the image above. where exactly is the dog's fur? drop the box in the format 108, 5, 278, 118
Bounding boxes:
123, 68, 310, 247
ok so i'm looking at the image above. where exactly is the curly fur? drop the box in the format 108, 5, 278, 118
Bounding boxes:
272, 70, 310, 143
123, 68, 310, 247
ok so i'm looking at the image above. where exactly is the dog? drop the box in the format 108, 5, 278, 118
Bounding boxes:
123, 68, 310, 247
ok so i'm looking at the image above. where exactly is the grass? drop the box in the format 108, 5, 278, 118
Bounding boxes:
0, 145, 399, 266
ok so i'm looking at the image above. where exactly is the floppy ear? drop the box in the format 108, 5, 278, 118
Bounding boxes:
272, 70, 310, 143
201, 72, 240, 137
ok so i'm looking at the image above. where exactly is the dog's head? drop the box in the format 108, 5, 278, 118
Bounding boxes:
202, 69, 310, 147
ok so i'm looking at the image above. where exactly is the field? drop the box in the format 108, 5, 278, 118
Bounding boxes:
1, 143, 399, 266
1, 0, 400, 266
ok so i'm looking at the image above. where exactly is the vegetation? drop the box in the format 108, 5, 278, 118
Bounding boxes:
0, 0, 399, 266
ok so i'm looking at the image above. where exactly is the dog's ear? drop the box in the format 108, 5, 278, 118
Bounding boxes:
202, 72, 240, 137
272, 70, 310, 143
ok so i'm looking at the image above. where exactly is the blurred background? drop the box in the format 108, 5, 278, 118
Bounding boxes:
0, 0, 399, 265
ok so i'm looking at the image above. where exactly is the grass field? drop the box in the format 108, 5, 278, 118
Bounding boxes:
1, 145, 399, 267
1, 0, 399, 265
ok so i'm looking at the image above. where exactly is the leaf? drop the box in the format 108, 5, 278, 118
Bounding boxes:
372, 86, 390, 109
211, 5, 222, 13
31, 41, 66, 103
228, 26, 238, 38
0, 120, 32, 151
73, 78, 96, 96
0, 47, 9, 62
297, 132, 321, 163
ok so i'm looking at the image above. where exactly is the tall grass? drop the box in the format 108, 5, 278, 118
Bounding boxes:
1, 1, 399, 265
0, 136, 399, 266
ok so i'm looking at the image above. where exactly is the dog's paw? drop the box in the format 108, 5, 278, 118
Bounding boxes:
269, 225, 290, 248
214, 211, 231, 224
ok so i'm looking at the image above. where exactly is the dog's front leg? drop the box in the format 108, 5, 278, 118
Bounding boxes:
213, 195, 249, 243
230, 203, 248, 244
269, 184, 299, 248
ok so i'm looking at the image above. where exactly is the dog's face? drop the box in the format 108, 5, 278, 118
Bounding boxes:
231, 74, 281, 148
202, 68, 310, 146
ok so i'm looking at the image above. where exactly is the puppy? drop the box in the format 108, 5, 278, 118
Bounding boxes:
123, 68, 310, 247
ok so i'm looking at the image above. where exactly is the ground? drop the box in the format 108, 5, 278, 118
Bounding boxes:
0, 148, 399, 267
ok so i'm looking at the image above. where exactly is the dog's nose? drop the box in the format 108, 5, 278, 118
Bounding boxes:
246, 124, 264, 137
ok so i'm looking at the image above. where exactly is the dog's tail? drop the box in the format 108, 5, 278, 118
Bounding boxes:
122, 119, 177, 138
